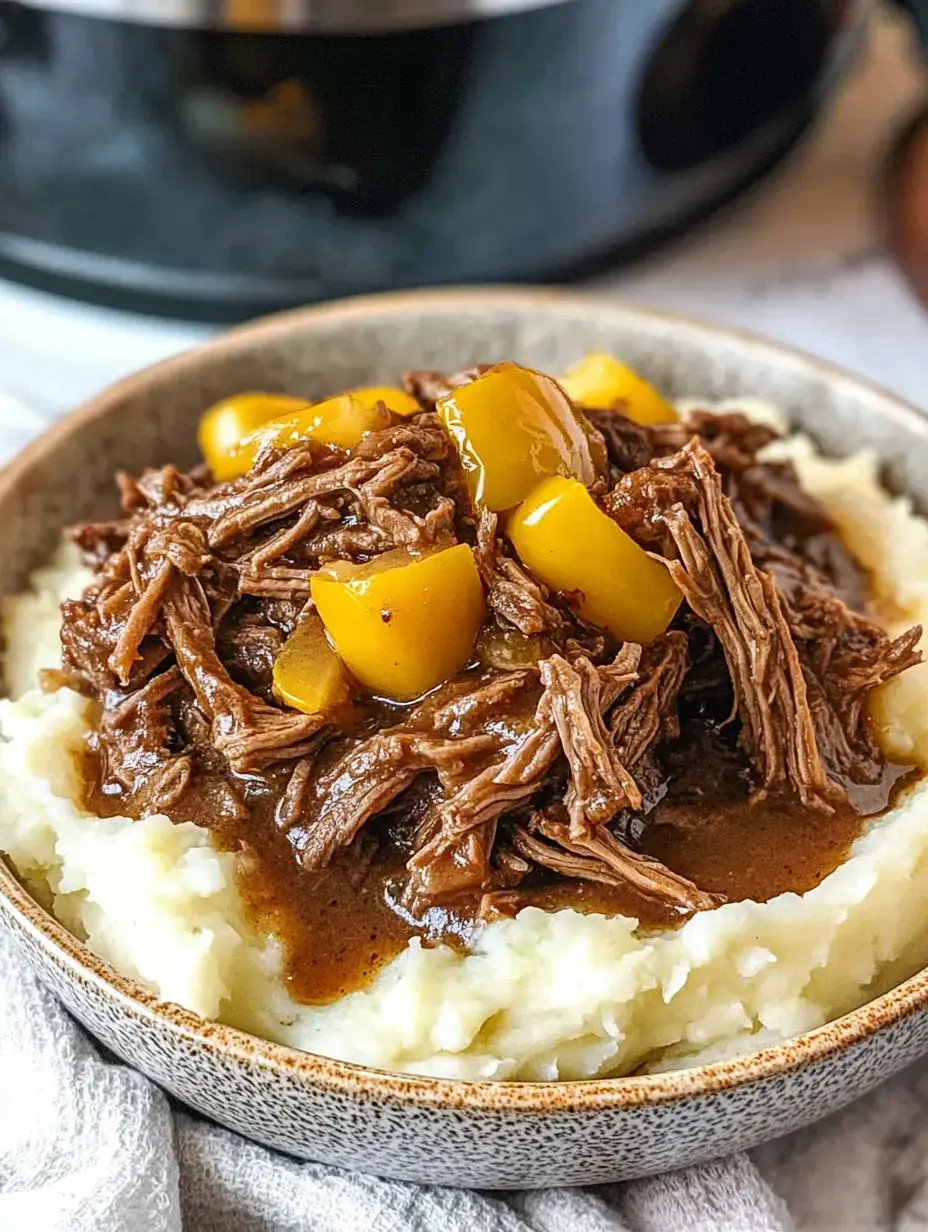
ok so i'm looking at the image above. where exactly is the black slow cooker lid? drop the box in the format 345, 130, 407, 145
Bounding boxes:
8, 0, 573, 33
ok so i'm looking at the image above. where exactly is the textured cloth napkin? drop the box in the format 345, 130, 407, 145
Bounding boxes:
3, 924, 928, 1232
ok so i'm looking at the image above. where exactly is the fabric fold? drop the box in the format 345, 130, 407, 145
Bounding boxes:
6, 925, 928, 1232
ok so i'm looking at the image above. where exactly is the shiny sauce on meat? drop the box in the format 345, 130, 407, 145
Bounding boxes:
81, 722, 916, 1005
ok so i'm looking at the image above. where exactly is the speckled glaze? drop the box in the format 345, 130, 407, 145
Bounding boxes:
2, 288, 928, 1189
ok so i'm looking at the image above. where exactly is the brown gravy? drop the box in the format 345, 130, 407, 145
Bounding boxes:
82, 730, 916, 1006
641, 782, 899, 908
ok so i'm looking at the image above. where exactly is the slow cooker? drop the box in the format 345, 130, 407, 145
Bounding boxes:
0, 0, 868, 319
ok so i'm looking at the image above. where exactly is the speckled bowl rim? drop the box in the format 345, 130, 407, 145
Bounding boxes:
2, 285, 928, 1115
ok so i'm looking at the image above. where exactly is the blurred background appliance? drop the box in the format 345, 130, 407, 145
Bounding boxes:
0, 0, 867, 319
888, 0, 928, 307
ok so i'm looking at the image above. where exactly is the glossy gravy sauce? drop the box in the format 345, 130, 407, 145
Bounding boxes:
82, 728, 916, 1006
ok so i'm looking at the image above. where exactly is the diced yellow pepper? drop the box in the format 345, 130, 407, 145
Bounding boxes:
273, 612, 352, 717
436, 362, 597, 511
560, 353, 678, 425
198, 392, 311, 481
223, 393, 393, 480
345, 385, 421, 417
508, 476, 681, 644
311, 544, 485, 700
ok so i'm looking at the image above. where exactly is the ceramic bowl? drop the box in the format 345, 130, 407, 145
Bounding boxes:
2, 288, 928, 1189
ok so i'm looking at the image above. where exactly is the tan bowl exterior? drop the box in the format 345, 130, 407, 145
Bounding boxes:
2, 288, 928, 1188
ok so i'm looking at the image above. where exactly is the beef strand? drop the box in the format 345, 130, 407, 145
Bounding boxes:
540, 654, 641, 834
511, 817, 717, 912
402, 365, 491, 412
474, 508, 565, 636
290, 730, 496, 870
164, 578, 322, 774
584, 408, 653, 475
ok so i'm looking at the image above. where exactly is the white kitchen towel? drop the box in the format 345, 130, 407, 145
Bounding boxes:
3, 924, 928, 1232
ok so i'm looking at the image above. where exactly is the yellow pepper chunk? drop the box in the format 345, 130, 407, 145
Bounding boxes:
198, 392, 310, 481
436, 362, 597, 511
508, 477, 681, 644
273, 612, 352, 716
345, 385, 421, 417
560, 353, 678, 425
311, 544, 485, 700
223, 393, 393, 480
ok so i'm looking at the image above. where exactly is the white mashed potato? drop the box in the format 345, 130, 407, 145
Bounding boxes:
3, 400, 928, 1081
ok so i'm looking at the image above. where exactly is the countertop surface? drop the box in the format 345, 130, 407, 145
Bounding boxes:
0, 10, 924, 460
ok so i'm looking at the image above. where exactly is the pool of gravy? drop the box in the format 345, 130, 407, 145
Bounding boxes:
82, 729, 917, 1007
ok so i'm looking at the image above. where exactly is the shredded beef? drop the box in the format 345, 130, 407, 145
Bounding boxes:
96, 665, 181, 788
218, 623, 284, 700
605, 441, 920, 807
355, 420, 450, 461
306, 523, 385, 560
429, 670, 534, 736
67, 518, 133, 567
511, 817, 717, 912
60, 364, 922, 947
205, 455, 394, 547
540, 654, 641, 833
402, 365, 491, 412
404, 644, 662, 903
348, 448, 455, 550
240, 502, 325, 570
474, 508, 565, 637
610, 632, 689, 769
584, 408, 654, 475
163, 578, 322, 774
654, 409, 869, 609
291, 730, 496, 870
